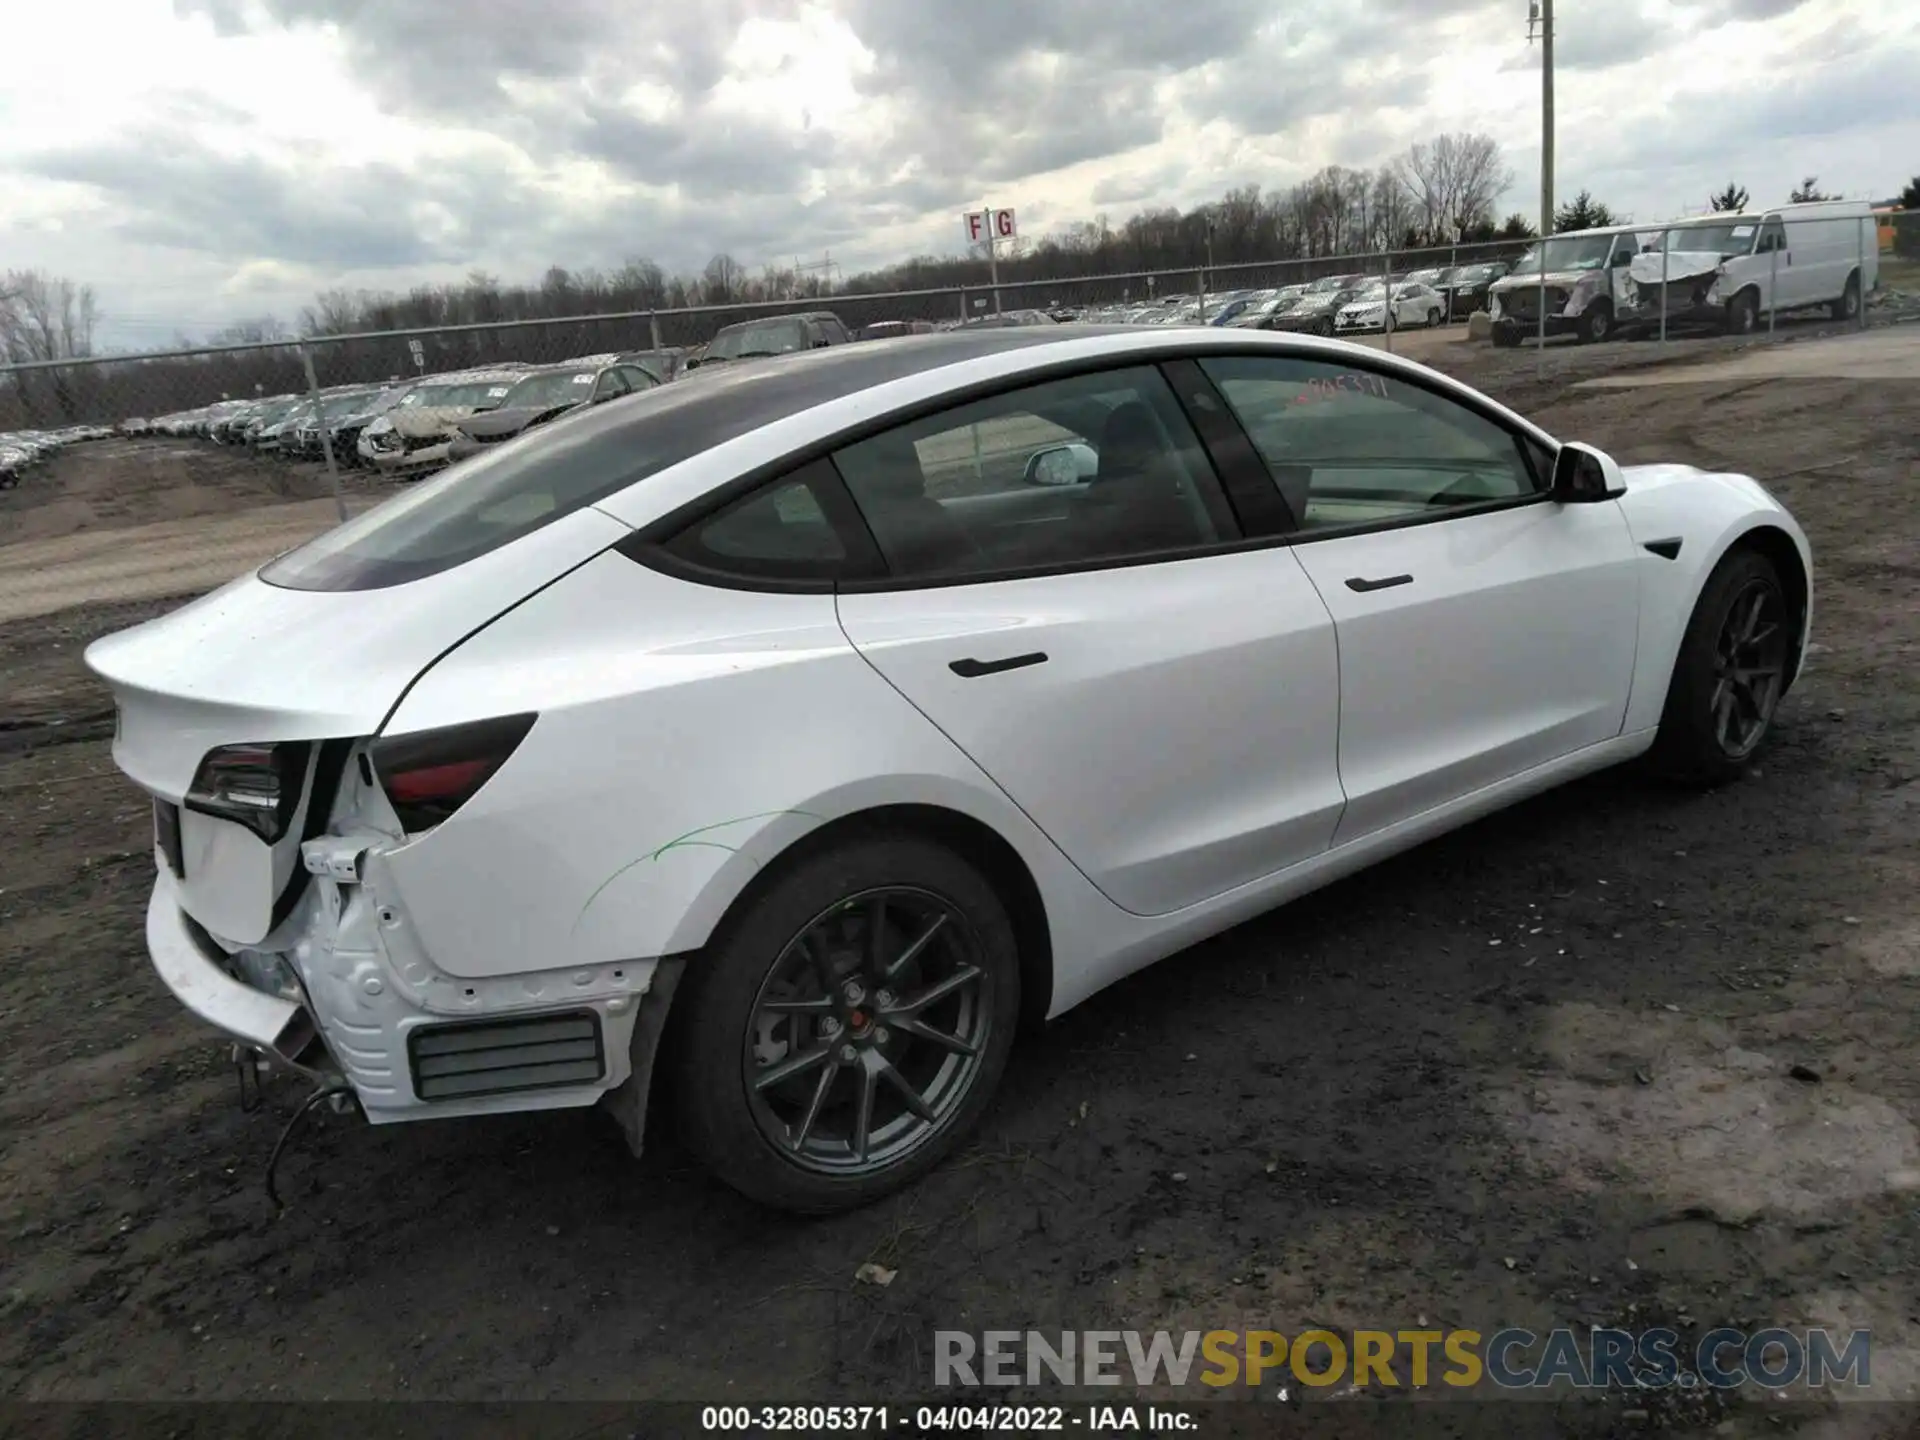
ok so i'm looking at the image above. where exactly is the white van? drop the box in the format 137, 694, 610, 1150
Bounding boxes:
1627, 200, 1879, 334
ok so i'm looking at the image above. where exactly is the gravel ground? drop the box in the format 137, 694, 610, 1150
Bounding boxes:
0, 328, 1916, 1437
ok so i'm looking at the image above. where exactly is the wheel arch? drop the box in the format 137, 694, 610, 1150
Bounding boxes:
617, 799, 1059, 1161
1723, 523, 1811, 690
676, 800, 1057, 1030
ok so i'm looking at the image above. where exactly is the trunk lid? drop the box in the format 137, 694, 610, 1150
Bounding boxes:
85, 506, 631, 944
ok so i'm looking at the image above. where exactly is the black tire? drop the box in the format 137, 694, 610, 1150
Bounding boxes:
1491, 324, 1522, 349
1314, 317, 1334, 336
1427, 308, 1443, 328
1578, 302, 1613, 344
1723, 290, 1759, 336
1830, 271, 1861, 322
1646, 547, 1794, 787
670, 831, 1022, 1214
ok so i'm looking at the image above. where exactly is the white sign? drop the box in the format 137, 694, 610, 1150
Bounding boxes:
963, 208, 1018, 246
407, 339, 424, 355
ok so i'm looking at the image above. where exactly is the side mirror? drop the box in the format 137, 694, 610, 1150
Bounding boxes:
1024, 441, 1099, 487
1551, 442, 1627, 503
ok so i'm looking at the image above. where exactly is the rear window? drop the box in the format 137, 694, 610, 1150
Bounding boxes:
260, 393, 677, 591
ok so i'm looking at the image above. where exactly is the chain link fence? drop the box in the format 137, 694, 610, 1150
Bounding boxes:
3, 213, 1913, 505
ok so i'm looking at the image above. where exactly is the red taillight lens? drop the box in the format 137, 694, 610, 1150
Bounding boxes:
185, 741, 313, 842
369, 714, 536, 833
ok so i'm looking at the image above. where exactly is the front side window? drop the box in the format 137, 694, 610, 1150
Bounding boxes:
830, 366, 1238, 582
1198, 356, 1543, 532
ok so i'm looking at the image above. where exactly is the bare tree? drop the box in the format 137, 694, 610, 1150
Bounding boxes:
0, 269, 100, 364
1392, 133, 1514, 243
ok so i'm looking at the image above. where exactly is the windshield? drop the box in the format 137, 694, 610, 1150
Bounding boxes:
705, 318, 807, 360
1662, 222, 1758, 256
249, 400, 299, 425
398, 380, 516, 410
501, 370, 597, 409
1512, 234, 1618, 272
1455, 265, 1500, 282
313, 389, 382, 418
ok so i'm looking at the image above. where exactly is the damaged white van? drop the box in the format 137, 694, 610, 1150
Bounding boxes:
1487, 225, 1652, 347
1628, 200, 1879, 335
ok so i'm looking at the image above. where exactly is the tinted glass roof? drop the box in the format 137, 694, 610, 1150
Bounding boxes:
260, 326, 1132, 592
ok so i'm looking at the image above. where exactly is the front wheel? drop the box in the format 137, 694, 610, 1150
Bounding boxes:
1724, 290, 1759, 336
670, 832, 1022, 1214
1647, 548, 1794, 786
1426, 308, 1443, 328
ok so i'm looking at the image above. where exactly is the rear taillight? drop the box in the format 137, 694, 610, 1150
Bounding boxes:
185, 741, 313, 842
369, 714, 536, 833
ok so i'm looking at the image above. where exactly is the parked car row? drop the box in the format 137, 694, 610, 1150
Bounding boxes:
0, 423, 112, 489
1048, 263, 1522, 336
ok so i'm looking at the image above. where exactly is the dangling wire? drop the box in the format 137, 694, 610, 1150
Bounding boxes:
232, 1044, 264, 1114
265, 1084, 355, 1212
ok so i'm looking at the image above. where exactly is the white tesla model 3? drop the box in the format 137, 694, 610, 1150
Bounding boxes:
87, 327, 1812, 1213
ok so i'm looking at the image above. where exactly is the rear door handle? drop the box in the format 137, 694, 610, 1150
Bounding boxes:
1345, 574, 1413, 593
949, 652, 1048, 678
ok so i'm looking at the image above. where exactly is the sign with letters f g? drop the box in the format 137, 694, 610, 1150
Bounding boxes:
964, 209, 1017, 245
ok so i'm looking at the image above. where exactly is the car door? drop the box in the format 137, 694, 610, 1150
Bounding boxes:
1769, 215, 1824, 310
831, 363, 1347, 918
1197, 354, 1641, 845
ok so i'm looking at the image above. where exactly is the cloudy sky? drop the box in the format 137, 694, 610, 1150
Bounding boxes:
2, 0, 1914, 349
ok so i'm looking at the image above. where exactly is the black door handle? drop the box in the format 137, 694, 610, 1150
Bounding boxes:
949, 652, 1048, 678
1345, 574, 1413, 593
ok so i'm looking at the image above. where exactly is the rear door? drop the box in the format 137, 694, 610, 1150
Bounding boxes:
831, 362, 1346, 917
1197, 353, 1641, 845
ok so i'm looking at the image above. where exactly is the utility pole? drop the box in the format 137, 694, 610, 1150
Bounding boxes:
1529, 0, 1554, 235
1528, 0, 1554, 363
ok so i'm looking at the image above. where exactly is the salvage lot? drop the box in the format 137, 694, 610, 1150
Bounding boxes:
1, 325, 1917, 1433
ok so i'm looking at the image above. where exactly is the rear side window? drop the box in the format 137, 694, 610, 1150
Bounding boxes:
658, 460, 865, 584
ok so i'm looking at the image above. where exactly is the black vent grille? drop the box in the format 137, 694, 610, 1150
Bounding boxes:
408, 1010, 604, 1101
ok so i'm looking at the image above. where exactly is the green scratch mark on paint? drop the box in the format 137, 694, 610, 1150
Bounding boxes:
572, 809, 827, 930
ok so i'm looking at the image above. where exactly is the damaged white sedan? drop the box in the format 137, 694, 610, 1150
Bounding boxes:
88, 326, 1813, 1213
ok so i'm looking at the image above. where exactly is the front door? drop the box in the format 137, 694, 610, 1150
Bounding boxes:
829, 363, 1347, 917
1196, 353, 1643, 844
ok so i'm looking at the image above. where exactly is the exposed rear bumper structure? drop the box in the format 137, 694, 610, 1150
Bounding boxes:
146, 868, 324, 1071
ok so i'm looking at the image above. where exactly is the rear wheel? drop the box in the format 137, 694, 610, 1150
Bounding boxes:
670, 832, 1021, 1214
1830, 271, 1861, 322
1723, 290, 1759, 336
1491, 324, 1522, 348
1647, 548, 1794, 786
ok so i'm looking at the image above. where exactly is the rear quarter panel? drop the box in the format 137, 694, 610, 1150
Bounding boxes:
374, 552, 1117, 988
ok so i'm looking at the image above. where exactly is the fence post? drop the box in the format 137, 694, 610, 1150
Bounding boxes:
297, 342, 349, 524
1659, 228, 1669, 347
1448, 242, 1458, 324
648, 311, 663, 350
1768, 236, 1778, 337
1382, 242, 1393, 353
1858, 216, 1868, 331
1536, 234, 1547, 370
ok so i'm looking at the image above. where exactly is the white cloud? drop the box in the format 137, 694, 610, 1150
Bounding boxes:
0, 0, 1912, 349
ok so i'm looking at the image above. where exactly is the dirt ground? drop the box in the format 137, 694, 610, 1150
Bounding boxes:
1, 322, 1917, 1437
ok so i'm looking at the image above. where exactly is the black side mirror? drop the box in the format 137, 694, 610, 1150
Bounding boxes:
1552, 442, 1627, 503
